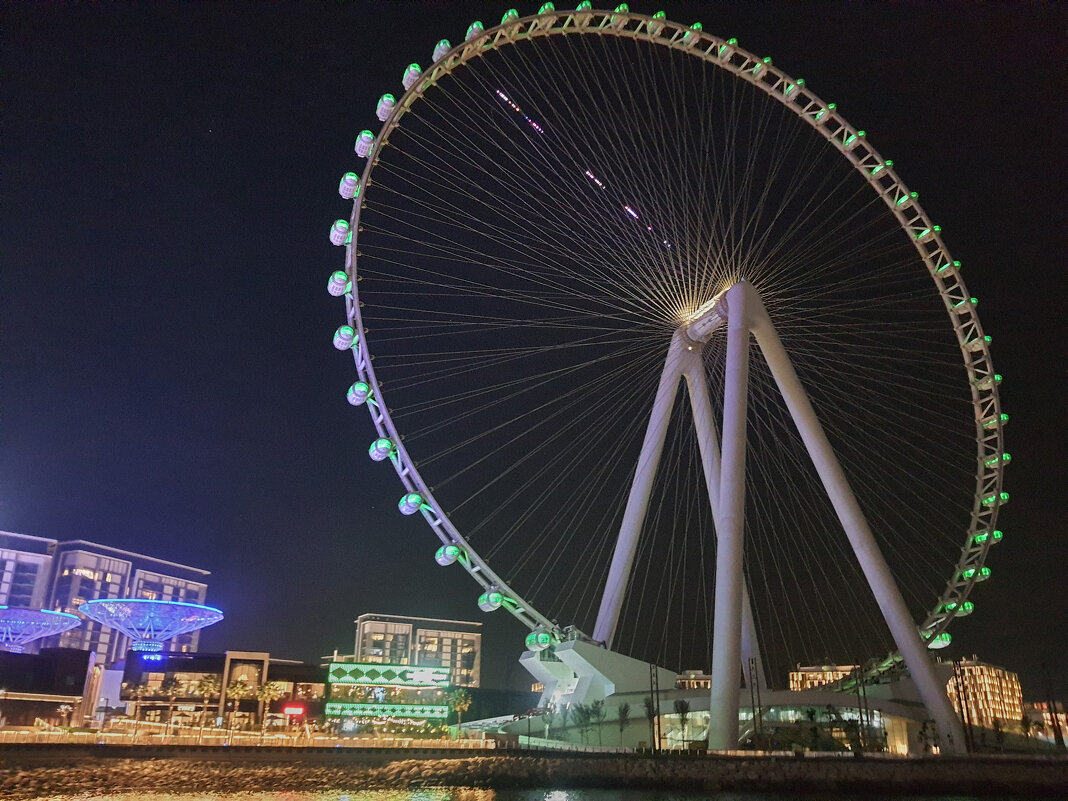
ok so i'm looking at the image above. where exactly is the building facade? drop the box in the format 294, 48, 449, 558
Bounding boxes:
0, 532, 211, 666
352, 614, 482, 687
788, 664, 859, 692
945, 655, 1022, 729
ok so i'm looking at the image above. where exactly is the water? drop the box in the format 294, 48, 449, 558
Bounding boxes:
35, 791, 1026, 801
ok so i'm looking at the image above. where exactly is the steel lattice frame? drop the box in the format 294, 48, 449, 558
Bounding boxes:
330, 6, 1007, 673
78, 599, 224, 652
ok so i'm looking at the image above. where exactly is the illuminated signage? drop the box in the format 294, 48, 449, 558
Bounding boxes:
328, 662, 450, 688
283, 705, 305, 716
325, 701, 448, 719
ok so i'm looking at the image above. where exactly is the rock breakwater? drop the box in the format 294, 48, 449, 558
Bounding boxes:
1, 751, 1065, 798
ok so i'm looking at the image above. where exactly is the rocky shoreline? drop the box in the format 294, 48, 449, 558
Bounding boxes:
1, 753, 1066, 798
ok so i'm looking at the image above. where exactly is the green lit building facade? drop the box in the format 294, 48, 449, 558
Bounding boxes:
325, 661, 452, 734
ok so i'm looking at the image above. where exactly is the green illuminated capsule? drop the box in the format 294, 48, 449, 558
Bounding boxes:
327, 270, 350, 297
502, 8, 520, 24
538, 2, 555, 14
915, 223, 941, 242
347, 381, 371, 406
944, 600, 975, 617
375, 93, 396, 122
465, 21, 484, 42
964, 334, 992, 352
398, 492, 424, 516
330, 219, 351, 246
751, 56, 772, 78
980, 412, 1009, 430
333, 325, 357, 350
647, 9, 665, 34
843, 130, 866, 150
338, 172, 360, 200
814, 102, 836, 124
972, 529, 1003, 546
402, 64, 422, 91
983, 452, 1011, 468
576, 1, 593, 10
717, 37, 738, 59
974, 373, 1003, 391
433, 39, 452, 62
980, 491, 1009, 507
871, 159, 893, 176
614, 3, 629, 12
683, 21, 702, 45
961, 566, 991, 581
784, 78, 804, 99
952, 296, 978, 314
368, 437, 395, 462
355, 130, 375, 158
927, 632, 952, 650
478, 589, 505, 612
525, 629, 553, 652
435, 544, 463, 566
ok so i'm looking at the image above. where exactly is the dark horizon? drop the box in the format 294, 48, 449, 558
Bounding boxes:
2, 2, 1064, 698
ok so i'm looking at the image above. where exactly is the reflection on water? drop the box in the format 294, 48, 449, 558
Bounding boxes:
36, 790, 1005, 801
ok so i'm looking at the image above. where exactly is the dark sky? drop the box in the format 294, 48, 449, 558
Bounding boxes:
2, 2, 1064, 696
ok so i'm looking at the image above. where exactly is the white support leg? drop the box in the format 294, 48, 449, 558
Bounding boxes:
593, 331, 688, 647
683, 355, 768, 692
708, 282, 752, 750
749, 301, 966, 755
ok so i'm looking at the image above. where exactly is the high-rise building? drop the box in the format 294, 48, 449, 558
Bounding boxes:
353, 613, 482, 687
945, 654, 1022, 729
0, 532, 211, 666
0, 531, 55, 608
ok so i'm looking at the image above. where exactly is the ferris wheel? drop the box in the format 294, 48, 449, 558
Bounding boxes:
324, 4, 1007, 752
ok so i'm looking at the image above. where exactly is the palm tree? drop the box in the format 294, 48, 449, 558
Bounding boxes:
255, 682, 285, 737
1020, 714, 1033, 746
194, 674, 222, 734
617, 702, 631, 747
226, 679, 253, 732
123, 682, 149, 737
446, 688, 472, 735
572, 703, 592, 744
159, 676, 183, 733
643, 696, 657, 750
590, 699, 606, 746
674, 699, 691, 749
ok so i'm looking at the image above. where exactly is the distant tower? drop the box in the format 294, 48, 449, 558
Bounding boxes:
77, 599, 222, 653
0, 606, 80, 653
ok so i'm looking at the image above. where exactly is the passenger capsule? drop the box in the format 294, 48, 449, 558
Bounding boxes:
972, 529, 1003, 546
538, 2, 555, 13
784, 78, 805, 101
330, 219, 351, 246
347, 381, 371, 406
751, 56, 772, 79
980, 412, 1009, 430
843, 130, 866, 151
935, 259, 961, 276
433, 39, 452, 62
952, 296, 978, 315
368, 437, 395, 462
926, 632, 952, 650
964, 334, 992, 352
478, 588, 505, 612
327, 270, 350, 297
501, 8, 520, 24
961, 566, 992, 581
525, 629, 553, 652
435, 544, 462, 566
333, 325, 357, 350
914, 223, 940, 242
338, 172, 360, 200
682, 22, 702, 45
647, 10, 666, 35
895, 191, 918, 210
983, 451, 1011, 468
717, 37, 738, 60
974, 373, 1003, 391
402, 63, 422, 91
944, 600, 974, 617
398, 492, 424, 515
355, 130, 375, 158
466, 21, 484, 41
981, 491, 1009, 507
376, 93, 396, 122
814, 102, 836, 125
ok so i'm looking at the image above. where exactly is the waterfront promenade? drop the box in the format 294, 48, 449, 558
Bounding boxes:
1, 743, 1066, 798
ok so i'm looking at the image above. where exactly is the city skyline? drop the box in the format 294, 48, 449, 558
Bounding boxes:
2, 3, 1063, 695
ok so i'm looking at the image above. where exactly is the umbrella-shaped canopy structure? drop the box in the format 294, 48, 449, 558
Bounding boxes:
78, 598, 223, 652
0, 606, 81, 653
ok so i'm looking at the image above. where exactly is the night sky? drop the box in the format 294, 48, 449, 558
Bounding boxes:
2, 3, 1064, 696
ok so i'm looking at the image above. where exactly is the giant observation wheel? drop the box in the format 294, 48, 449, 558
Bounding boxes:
324, 4, 1007, 750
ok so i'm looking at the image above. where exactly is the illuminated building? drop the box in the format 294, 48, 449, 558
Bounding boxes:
677, 670, 712, 690
324, 660, 450, 733
945, 655, 1021, 729
120, 650, 325, 728
0, 532, 55, 608
789, 664, 859, 691
352, 613, 482, 687
0, 533, 212, 665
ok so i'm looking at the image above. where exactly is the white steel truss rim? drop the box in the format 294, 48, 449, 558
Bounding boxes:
336, 6, 1006, 657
